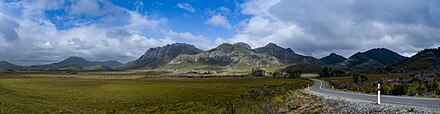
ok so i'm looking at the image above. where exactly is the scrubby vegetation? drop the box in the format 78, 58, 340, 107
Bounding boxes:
318, 67, 348, 77
272, 66, 303, 78
321, 72, 440, 97
0, 77, 312, 113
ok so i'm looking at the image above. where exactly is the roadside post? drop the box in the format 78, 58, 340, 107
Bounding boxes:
378, 83, 381, 104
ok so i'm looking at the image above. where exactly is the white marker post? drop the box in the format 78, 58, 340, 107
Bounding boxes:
378, 83, 381, 104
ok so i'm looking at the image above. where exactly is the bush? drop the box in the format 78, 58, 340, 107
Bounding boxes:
380, 84, 391, 95
391, 82, 407, 95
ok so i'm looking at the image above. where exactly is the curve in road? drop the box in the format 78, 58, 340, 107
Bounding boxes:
309, 79, 440, 108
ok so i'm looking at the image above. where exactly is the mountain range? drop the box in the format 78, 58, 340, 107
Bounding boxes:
116, 42, 324, 70
0, 57, 122, 70
332, 48, 408, 69
390, 48, 440, 71
2, 42, 438, 72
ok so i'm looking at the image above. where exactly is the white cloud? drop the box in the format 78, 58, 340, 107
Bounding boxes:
0, 0, 174, 65
219, 7, 231, 14
177, 3, 195, 13
206, 15, 232, 29
223, 0, 440, 58
165, 30, 214, 50
126, 11, 167, 30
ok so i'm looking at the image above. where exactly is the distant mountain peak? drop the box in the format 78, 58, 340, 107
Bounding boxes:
334, 48, 407, 69
266, 43, 279, 47
329, 53, 339, 56
64, 56, 87, 61
34, 56, 122, 69
117, 43, 203, 70
0, 60, 23, 70
233, 42, 252, 49
320, 53, 346, 65
254, 43, 324, 66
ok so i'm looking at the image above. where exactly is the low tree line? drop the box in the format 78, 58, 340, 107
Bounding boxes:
249, 67, 303, 78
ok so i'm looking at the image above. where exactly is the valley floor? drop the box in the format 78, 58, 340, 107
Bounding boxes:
0, 75, 312, 113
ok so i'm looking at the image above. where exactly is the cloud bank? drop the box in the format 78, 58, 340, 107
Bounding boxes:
1, 0, 440, 65
220, 0, 440, 57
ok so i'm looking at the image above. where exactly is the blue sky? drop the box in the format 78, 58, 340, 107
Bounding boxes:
0, 0, 440, 65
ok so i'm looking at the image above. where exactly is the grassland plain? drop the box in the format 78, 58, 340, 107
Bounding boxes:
0, 76, 313, 113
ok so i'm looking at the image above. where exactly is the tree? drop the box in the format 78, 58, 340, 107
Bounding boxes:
285, 68, 302, 78
251, 67, 266, 77
319, 67, 332, 77
360, 75, 368, 83
392, 82, 407, 95
319, 67, 346, 77
272, 71, 280, 78
352, 74, 360, 83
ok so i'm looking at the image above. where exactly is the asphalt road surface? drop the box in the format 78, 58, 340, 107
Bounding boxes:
309, 79, 440, 108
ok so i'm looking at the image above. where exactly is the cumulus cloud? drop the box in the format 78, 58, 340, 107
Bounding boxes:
0, 14, 19, 41
206, 15, 232, 29
223, 0, 440, 58
165, 30, 214, 50
177, 3, 195, 13
0, 0, 174, 65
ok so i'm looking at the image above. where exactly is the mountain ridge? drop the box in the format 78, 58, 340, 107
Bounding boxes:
333, 48, 407, 69
35, 56, 122, 69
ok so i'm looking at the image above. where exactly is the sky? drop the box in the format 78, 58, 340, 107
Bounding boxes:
0, 0, 439, 65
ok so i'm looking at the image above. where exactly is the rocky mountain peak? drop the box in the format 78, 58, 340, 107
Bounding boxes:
117, 43, 203, 70
233, 42, 252, 50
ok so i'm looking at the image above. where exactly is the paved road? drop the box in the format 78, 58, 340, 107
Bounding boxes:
309, 79, 440, 108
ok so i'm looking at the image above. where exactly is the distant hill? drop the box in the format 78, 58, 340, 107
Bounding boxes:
254, 43, 325, 66
84, 65, 114, 71
0, 61, 23, 70
390, 48, 440, 71
320, 53, 346, 65
165, 43, 283, 70
334, 48, 407, 69
36, 57, 122, 69
116, 43, 204, 70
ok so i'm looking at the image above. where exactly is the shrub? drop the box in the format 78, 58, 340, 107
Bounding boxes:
391, 82, 407, 95
352, 74, 359, 83
381, 84, 391, 95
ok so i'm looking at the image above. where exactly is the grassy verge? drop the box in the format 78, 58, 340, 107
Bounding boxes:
0, 77, 312, 113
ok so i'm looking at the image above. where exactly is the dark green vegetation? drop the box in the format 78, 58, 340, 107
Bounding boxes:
0, 77, 312, 113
